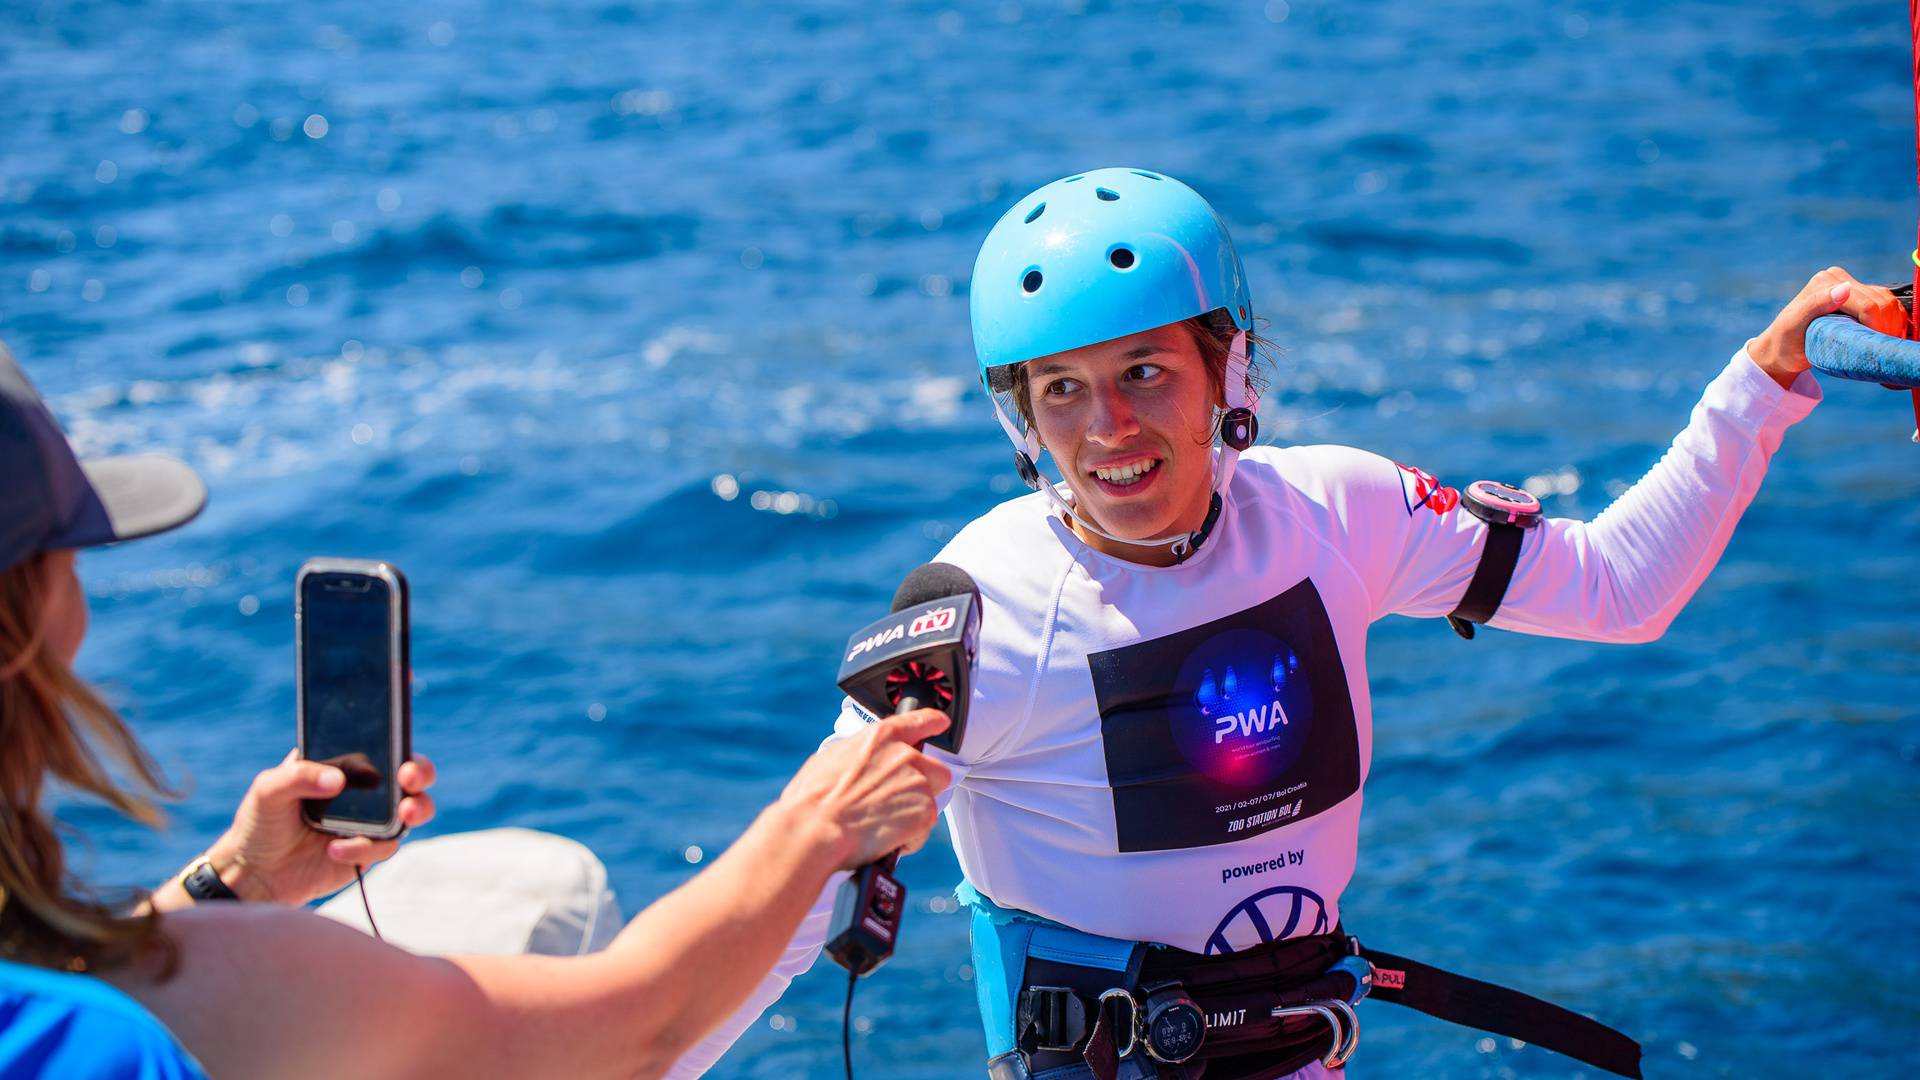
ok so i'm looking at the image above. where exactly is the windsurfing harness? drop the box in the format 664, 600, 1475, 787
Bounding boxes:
964, 885, 1641, 1079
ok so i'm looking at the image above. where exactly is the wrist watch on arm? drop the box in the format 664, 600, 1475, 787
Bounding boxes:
179, 856, 240, 902
1446, 479, 1543, 640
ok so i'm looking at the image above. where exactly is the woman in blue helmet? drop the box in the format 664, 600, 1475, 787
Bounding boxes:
671, 169, 1902, 1080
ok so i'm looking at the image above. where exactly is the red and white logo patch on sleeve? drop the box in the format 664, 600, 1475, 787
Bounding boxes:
1395, 462, 1459, 517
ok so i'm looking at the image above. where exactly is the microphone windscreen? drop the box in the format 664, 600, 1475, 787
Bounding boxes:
890, 562, 979, 613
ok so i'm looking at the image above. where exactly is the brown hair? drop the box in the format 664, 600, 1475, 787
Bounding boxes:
1001, 313, 1274, 432
0, 551, 176, 975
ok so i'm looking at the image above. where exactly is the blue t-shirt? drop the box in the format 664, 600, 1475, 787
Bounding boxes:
0, 959, 209, 1079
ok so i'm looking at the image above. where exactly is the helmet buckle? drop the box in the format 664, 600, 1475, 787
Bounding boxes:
1013, 452, 1043, 491
1221, 407, 1258, 452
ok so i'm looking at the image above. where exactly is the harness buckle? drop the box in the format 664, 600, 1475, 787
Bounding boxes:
1270, 1002, 1354, 1069
1328, 954, 1374, 1006
1017, 985, 1088, 1054
1095, 988, 1141, 1056
1256, 954, 1372, 1069
1325, 999, 1361, 1067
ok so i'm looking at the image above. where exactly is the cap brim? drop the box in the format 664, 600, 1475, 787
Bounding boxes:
63, 454, 208, 546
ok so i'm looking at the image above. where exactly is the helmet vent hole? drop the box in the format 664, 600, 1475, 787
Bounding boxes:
1063, 175, 1085, 183
1132, 171, 1164, 181
1095, 187, 1120, 201
1108, 246, 1135, 270
1022, 269, 1044, 293
1024, 202, 1046, 224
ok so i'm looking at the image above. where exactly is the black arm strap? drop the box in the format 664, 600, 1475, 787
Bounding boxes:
1446, 521, 1525, 640
1359, 946, 1644, 1079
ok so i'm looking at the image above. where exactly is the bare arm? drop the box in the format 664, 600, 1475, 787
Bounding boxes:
110, 709, 951, 1080
147, 755, 437, 912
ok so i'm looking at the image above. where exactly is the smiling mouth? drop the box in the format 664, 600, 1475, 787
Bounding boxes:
1091, 458, 1160, 486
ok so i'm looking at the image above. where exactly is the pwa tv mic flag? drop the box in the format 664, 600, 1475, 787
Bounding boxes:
834, 561, 981, 756
827, 562, 980, 976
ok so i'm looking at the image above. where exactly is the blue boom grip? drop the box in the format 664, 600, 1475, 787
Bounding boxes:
1805, 315, 1920, 389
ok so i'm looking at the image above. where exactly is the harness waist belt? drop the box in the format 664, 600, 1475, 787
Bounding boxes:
969, 887, 1643, 1080
1017, 941, 1643, 1080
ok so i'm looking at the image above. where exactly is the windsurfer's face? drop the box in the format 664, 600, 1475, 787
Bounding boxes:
1028, 323, 1222, 564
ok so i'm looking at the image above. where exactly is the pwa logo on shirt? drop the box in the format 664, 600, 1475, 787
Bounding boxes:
1212, 699, 1287, 744
1204, 884, 1330, 956
1396, 461, 1459, 517
1170, 634, 1314, 786
1197, 652, 1299, 746
1088, 580, 1363, 853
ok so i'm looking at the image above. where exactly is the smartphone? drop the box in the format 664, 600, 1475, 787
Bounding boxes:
295, 558, 410, 839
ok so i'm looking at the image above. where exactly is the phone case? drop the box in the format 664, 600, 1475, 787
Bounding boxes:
294, 557, 411, 839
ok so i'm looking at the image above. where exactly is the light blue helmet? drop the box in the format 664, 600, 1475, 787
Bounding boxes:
968, 168, 1260, 561
970, 167, 1253, 382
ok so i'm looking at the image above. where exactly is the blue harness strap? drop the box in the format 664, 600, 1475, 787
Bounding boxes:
961, 883, 1038, 1058
1028, 925, 1140, 972
959, 882, 1145, 1062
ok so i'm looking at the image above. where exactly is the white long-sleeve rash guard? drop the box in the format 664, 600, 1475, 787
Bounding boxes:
669, 351, 1819, 1076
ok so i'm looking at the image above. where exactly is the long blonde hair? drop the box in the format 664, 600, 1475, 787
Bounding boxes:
0, 550, 176, 974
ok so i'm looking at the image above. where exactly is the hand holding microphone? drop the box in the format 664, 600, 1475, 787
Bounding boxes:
778, 708, 953, 870
825, 563, 983, 976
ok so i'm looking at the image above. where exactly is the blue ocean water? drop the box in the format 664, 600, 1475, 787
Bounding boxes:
3, 0, 1915, 1074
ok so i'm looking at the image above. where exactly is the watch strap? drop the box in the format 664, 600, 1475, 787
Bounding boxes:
181, 857, 240, 902
1447, 521, 1526, 639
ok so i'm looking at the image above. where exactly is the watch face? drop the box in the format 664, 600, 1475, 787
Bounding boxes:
1146, 999, 1205, 1063
1467, 479, 1541, 515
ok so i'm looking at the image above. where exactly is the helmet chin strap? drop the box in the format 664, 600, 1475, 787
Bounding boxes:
995, 331, 1258, 562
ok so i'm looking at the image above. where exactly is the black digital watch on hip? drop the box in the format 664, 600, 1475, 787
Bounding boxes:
1447, 479, 1543, 640
1139, 981, 1206, 1064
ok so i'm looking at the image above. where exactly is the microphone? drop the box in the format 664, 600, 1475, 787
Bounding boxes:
825, 562, 981, 976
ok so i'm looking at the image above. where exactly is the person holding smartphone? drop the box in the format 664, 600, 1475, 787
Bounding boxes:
0, 341, 954, 1079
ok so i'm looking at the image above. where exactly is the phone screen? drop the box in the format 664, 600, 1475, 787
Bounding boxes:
299, 572, 397, 826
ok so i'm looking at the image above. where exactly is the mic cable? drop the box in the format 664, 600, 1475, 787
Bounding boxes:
843, 966, 858, 1080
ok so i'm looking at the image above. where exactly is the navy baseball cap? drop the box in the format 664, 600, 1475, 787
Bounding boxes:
0, 344, 206, 574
